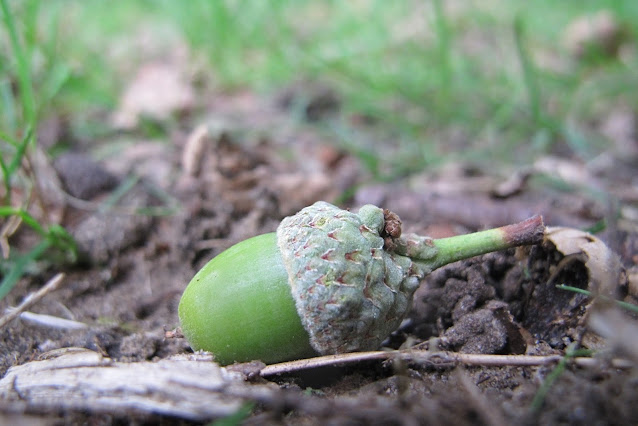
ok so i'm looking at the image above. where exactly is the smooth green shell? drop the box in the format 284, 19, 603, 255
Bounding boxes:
178, 233, 316, 365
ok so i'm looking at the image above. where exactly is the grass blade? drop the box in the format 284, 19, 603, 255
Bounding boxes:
556, 284, 638, 314
0, 239, 50, 300
513, 15, 541, 126
0, 206, 48, 236
1, 0, 36, 126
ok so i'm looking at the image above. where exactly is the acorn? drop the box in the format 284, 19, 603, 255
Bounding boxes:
179, 201, 545, 365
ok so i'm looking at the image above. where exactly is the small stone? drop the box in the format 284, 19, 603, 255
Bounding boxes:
54, 153, 118, 200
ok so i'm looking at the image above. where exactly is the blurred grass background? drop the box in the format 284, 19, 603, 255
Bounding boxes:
4, 0, 638, 166
1, 0, 637, 293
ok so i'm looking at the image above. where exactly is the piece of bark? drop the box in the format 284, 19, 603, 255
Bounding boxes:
0, 348, 270, 422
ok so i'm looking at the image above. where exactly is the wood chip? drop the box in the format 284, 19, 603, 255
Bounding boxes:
0, 349, 271, 422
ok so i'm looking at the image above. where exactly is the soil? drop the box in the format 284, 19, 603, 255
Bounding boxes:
1, 87, 638, 425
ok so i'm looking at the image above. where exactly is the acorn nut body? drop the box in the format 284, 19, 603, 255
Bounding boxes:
178, 232, 316, 365
179, 201, 545, 366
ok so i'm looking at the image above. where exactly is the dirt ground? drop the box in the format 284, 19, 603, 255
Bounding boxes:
1, 86, 638, 425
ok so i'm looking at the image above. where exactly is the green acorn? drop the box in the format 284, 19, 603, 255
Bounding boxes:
179, 201, 544, 365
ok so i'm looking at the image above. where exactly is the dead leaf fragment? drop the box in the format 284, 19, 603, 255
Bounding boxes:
182, 124, 210, 177
112, 63, 195, 129
588, 308, 638, 362
563, 10, 626, 60
544, 226, 624, 297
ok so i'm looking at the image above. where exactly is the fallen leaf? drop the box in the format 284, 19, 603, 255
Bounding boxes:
112, 63, 195, 129
588, 308, 638, 362
563, 10, 626, 60
545, 226, 625, 296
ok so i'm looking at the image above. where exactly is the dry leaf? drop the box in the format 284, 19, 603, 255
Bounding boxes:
563, 10, 626, 60
545, 226, 624, 296
112, 63, 195, 129
182, 124, 210, 177
588, 308, 638, 362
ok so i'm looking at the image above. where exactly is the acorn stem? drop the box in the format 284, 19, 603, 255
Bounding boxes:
426, 215, 545, 270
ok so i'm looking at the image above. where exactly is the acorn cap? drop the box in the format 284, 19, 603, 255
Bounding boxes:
277, 201, 429, 355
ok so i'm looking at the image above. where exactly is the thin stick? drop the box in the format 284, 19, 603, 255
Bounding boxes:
0, 272, 65, 329
18, 311, 88, 330
260, 348, 633, 377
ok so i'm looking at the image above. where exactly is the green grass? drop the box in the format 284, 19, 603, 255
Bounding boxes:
556, 284, 638, 314
152, 0, 636, 174
8, 1, 638, 166
1, 0, 76, 299
1, 0, 637, 296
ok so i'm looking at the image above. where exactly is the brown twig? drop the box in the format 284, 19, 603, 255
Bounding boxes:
0, 272, 65, 329
501, 214, 545, 246
259, 349, 633, 377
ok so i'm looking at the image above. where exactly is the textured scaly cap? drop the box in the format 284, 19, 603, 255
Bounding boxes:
276, 201, 432, 355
